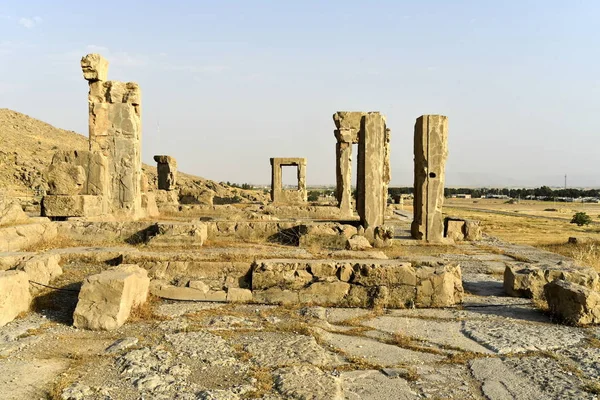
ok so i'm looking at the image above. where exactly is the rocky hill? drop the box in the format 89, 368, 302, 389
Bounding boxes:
0, 109, 267, 202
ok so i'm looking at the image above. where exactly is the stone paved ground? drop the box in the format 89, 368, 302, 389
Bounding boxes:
1, 237, 600, 399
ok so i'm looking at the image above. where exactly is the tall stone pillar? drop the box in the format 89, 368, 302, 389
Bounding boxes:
154, 155, 178, 191
82, 53, 143, 219
334, 129, 354, 217
333, 111, 390, 234
270, 158, 282, 203
411, 115, 448, 242
357, 112, 388, 237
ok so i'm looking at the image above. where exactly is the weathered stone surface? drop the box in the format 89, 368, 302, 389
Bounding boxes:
226, 288, 253, 302
178, 188, 214, 205
84, 53, 143, 219
252, 260, 463, 308
299, 282, 350, 304
504, 264, 599, 299
141, 192, 160, 218
333, 111, 390, 229
73, 264, 149, 330
146, 222, 208, 247
544, 280, 600, 325
412, 115, 448, 242
252, 261, 313, 290
341, 370, 418, 400
444, 218, 482, 241
81, 53, 108, 81
15, 253, 61, 292
0, 197, 29, 227
0, 270, 31, 327
469, 358, 545, 400
346, 234, 372, 251
252, 288, 299, 305
274, 366, 343, 400
373, 225, 394, 248
0, 222, 58, 252
150, 281, 226, 301
154, 155, 178, 191
50, 150, 109, 196
462, 319, 584, 353
465, 220, 482, 241
46, 162, 86, 195
270, 158, 307, 204
445, 220, 464, 241
42, 195, 106, 217
155, 189, 179, 207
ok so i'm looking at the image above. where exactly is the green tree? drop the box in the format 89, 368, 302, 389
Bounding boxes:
571, 212, 592, 226
307, 191, 320, 202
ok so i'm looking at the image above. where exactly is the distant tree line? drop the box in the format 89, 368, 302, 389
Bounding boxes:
388, 186, 600, 199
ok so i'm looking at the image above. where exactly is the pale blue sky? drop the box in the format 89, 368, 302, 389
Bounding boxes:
1, 1, 599, 187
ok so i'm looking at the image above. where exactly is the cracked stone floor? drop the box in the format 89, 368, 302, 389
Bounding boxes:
1, 227, 600, 400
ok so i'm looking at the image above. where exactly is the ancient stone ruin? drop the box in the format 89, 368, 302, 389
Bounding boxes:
40, 53, 155, 220
333, 112, 391, 238
411, 115, 448, 242
270, 157, 307, 204
154, 155, 178, 191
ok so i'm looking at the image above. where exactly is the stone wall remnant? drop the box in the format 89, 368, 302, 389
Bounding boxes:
251, 259, 463, 308
412, 115, 448, 242
333, 112, 391, 237
270, 158, 307, 204
154, 155, 178, 191
82, 53, 143, 219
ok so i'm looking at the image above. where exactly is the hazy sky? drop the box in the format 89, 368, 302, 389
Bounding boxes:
1, 1, 599, 187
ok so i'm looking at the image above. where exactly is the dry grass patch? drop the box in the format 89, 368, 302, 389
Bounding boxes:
242, 367, 274, 398
538, 241, 600, 272
129, 295, 169, 322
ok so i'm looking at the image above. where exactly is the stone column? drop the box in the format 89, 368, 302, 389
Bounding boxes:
411, 115, 448, 242
270, 158, 282, 202
82, 53, 143, 219
358, 112, 387, 237
297, 159, 307, 201
334, 130, 353, 217
154, 155, 178, 191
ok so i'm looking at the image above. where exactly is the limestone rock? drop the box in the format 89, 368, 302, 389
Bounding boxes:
15, 253, 62, 292
465, 220, 482, 241
252, 288, 299, 305
141, 193, 160, 218
226, 288, 253, 302
274, 366, 343, 400
445, 220, 464, 242
73, 264, 150, 330
46, 162, 86, 195
81, 53, 109, 81
179, 188, 215, 206
145, 222, 208, 247
0, 222, 58, 252
346, 235, 372, 251
42, 195, 106, 218
544, 280, 600, 325
155, 190, 179, 206
154, 155, 178, 191
504, 264, 600, 299
0, 270, 31, 327
374, 225, 394, 248
412, 115, 448, 242
0, 198, 29, 227
150, 280, 226, 301
299, 282, 350, 304
252, 261, 313, 291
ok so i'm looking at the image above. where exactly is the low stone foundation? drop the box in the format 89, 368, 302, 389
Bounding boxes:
504, 264, 600, 299
0, 221, 58, 252
444, 218, 482, 241
251, 259, 463, 308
